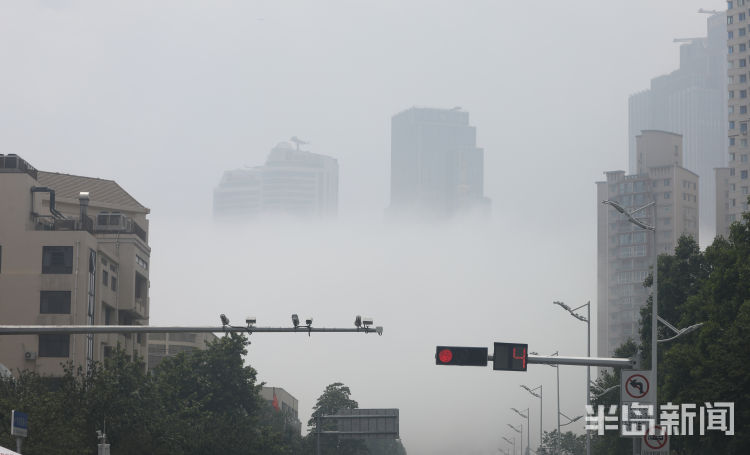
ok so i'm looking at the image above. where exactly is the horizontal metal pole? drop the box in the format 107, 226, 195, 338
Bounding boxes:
319, 431, 398, 435
322, 415, 397, 419
527, 355, 634, 368
0, 325, 382, 335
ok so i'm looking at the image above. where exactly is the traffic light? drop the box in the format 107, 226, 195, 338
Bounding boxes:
493, 342, 528, 371
435, 346, 488, 366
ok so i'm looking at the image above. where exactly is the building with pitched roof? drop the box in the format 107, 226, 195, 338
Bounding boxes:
0, 154, 151, 375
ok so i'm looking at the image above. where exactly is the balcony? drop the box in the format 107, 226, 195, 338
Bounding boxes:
33, 212, 147, 243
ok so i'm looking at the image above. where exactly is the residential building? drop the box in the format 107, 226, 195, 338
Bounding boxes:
628, 12, 727, 242
213, 141, 338, 219
597, 131, 699, 358
260, 386, 302, 435
388, 107, 490, 220
147, 332, 218, 371
0, 154, 151, 376
722, 2, 750, 236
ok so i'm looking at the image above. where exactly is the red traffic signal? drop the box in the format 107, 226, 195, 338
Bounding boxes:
435, 346, 488, 366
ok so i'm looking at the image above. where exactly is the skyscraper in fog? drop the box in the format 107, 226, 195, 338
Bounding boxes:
213, 142, 338, 219
388, 107, 490, 220
628, 12, 726, 242
719, 4, 750, 236
597, 131, 699, 358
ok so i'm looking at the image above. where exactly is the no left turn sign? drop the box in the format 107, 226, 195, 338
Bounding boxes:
625, 373, 650, 400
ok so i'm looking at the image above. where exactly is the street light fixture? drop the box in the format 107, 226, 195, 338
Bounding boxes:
511, 408, 530, 455
560, 412, 583, 427
520, 384, 542, 452
552, 300, 591, 455
657, 317, 704, 343
507, 424, 523, 455
502, 436, 516, 455
591, 384, 620, 400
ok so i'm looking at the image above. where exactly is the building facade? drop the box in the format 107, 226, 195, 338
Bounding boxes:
260, 386, 302, 435
388, 107, 490, 220
628, 12, 727, 242
0, 155, 151, 376
721, 2, 750, 236
597, 131, 699, 357
147, 332, 218, 371
213, 142, 338, 219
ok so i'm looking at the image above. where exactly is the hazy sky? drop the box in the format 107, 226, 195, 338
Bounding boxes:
0, 1, 726, 454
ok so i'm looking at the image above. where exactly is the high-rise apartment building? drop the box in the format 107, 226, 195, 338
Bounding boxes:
213, 142, 338, 219
388, 107, 490, 220
597, 131, 699, 357
0, 155, 151, 376
720, 2, 750, 236
629, 12, 726, 242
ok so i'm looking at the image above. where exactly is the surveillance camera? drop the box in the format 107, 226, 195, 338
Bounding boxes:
291, 314, 300, 328
354, 315, 362, 328
246, 316, 256, 326
305, 317, 313, 326
220, 314, 229, 326
362, 317, 374, 326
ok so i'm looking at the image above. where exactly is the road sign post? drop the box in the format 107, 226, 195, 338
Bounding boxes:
641, 425, 669, 454
10, 410, 28, 454
620, 370, 655, 438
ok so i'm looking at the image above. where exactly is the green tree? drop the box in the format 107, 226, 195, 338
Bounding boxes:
304, 382, 367, 455
536, 429, 585, 455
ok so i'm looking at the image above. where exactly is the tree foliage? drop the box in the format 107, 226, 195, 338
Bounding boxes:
536, 429, 586, 455
0, 333, 298, 455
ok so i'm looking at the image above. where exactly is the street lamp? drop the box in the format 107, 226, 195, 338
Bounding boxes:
511, 408, 530, 455
502, 436, 516, 455
520, 384, 541, 452
560, 412, 583, 427
657, 317, 704, 343
532, 351, 562, 453
552, 300, 591, 455
602, 199, 658, 411
507, 424, 523, 455
591, 384, 620, 400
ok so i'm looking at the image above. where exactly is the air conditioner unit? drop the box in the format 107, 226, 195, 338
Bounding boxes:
24, 351, 37, 360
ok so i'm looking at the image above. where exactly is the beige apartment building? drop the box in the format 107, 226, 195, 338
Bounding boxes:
720, 2, 750, 236
0, 154, 150, 376
597, 131, 699, 357
260, 386, 302, 435
147, 332, 218, 371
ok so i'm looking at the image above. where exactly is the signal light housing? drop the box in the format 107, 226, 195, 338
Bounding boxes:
435, 346, 488, 366
493, 342, 528, 371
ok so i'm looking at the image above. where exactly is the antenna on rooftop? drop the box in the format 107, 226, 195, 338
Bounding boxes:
290, 136, 309, 151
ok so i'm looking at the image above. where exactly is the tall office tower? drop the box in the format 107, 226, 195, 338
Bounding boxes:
596, 131, 699, 357
628, 12, 727, 242
388, 107, 491, 220
720, 3, 750, 236
213, 141, 339, 219
0, 155, 151, 376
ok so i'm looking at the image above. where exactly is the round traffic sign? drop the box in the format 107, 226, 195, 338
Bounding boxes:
625, 373, 649, 399
643, 425, 668, 449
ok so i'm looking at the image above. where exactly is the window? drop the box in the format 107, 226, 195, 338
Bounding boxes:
42, 246, 73, 274
102, 270, 109, 286
742, 43, 747, 52
741, 27, 748, 36
730, 105, 735, 114
730, 90, 735, 98
111, 276, 118, 292
730, 121, 736, 130
742, 170, 749, 179
731, 137, 736, 146
39, 334, 70, 357
729, 15, 734, 24
729, 45, 735, 54
664, 191, 671, 199
40, 291, 71, 314
742, 123, 748, 133
730, 30, 735, 39
742, 74, 748, 83
664, 178, 670, 186
740, 12, 746, 21
136, 255, 149, 270
104, 305, 114, 325
731, 168, 736, 176
742, 89, 748, 97
729, 0, 733, 9
732, 153, 736, 161
743, 154, 749, 162
742, 105, 748, 114
742, 186, 749, 195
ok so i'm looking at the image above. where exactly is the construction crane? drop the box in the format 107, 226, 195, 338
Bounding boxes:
290, 136, 309, 151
